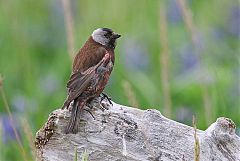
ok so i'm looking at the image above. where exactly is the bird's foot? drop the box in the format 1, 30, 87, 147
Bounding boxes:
83, 109, 95, 120
88, 99, 110, 111
86, 95, 111, 112
99, 102, 110, 111
101, 93, 113, 106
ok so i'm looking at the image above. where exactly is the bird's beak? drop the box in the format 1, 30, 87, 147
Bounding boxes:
112, 32, 121, 39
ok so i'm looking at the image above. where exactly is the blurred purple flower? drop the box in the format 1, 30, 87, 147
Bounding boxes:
12, 95, 26, 112
1, 115, 20, 144
228, 6, 240, 38
182, 53, 198, 71
179, 43, 199, 72
228, 68, 240, 106
39, 73, 60, 94
211, 27, 228, 41
167, 0, 182, 24
121, 38, 149, 71
211, 6, 239, 41
11, 93, 38, 113
175, 106, 194, 125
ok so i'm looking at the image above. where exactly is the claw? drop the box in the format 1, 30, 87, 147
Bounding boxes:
101, 93, 113, 106
99, 102, 109, 111
83, 109, 95, 120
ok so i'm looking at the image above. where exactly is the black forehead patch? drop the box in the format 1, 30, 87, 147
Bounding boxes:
101, 28, 113, 33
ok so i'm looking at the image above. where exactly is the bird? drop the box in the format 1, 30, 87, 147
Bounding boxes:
62, 28, 121, 134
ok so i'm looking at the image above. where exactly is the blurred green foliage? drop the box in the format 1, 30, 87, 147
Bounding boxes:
0, 0, 239, 160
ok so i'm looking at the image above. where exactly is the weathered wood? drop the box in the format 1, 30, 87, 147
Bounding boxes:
35, 98, 240, 161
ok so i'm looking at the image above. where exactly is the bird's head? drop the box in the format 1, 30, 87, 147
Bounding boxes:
92, 28, 121, 49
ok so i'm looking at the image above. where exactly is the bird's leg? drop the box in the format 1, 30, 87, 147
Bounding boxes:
87, 97, 109, 111
101, 93, 113, 106
83, 109, 95, 120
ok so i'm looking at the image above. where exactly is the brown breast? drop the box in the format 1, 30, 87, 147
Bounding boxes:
72, 37, 115, 73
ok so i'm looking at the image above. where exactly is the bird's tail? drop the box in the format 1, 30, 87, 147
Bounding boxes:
61, 95, 71, 109
65, 100, 84, 134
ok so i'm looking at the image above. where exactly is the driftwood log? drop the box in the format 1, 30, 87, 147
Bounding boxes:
35, 98, 240, 161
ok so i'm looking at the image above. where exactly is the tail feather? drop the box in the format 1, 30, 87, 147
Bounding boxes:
61, 96, 71, 109
65, 100, 83, 134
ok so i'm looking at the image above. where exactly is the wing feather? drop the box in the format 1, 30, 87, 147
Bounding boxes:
62, 47, 110, 108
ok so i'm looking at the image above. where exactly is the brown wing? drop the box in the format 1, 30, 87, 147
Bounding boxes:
62, 47, 110, 108
72, 38, 106, 73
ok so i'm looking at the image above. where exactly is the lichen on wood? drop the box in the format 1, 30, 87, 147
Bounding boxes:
35, 97, 240, 161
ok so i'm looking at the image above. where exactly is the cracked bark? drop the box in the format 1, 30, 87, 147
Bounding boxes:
35, 98, 240, 161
